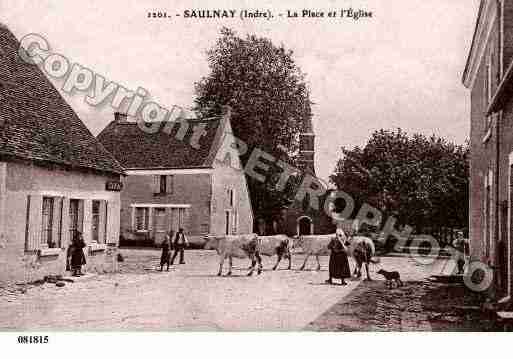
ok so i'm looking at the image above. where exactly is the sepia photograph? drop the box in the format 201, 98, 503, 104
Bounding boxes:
0, 0, 510, 351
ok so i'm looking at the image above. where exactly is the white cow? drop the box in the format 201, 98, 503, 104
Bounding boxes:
292, 234, 334, 271
204, 234, 262, 276
257, 235, 293, 270
344, 235, 379, 280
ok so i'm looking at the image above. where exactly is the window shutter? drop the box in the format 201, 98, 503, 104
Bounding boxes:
185, 209, 190, 229
60, 197, 70, 248
25, 195, 43, 251
167, 175, 174, 194
147, 207, 153, 231
152, 175, 159, 194
106, 202, 114, 243
51, 197, 63, 248
106, 201, 118, 244
98, 200, 107, 244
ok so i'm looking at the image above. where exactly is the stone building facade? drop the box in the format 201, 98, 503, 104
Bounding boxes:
0, 25, 124, 285
97, 113, 253, 245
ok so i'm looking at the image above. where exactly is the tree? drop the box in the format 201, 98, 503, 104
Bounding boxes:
329, 129, 469, 243
194, 28, 313, 221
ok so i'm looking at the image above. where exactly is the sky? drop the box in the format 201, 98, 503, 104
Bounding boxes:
2, 0, 481, 181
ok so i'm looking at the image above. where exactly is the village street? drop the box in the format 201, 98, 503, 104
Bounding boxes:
0, 250, 452, 331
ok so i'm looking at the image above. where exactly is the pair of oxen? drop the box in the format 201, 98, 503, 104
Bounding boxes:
204, 232, 379, 279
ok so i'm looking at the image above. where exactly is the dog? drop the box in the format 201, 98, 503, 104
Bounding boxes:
377, 269, 403, 288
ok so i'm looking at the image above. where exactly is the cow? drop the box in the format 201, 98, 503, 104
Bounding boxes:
344, 234, 379, 281
257, 235, 293, 270
292, 234, 334, 271
204, 234, 262, 276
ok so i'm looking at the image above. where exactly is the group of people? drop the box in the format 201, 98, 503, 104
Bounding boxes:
68, 225, 468, 281
160, 228, 189, 271
64, 228, 189, 276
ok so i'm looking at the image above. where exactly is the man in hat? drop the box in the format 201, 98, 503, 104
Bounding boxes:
171, 228, 189, 265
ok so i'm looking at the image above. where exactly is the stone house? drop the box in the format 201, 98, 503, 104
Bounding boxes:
97, 112, 253, 245
0, 24, 125, 285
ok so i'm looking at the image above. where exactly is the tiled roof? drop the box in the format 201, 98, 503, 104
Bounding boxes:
97, 115, 222, 169
0, 24, 124, 174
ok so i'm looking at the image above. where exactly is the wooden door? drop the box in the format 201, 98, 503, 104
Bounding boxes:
153, 207, 167, 244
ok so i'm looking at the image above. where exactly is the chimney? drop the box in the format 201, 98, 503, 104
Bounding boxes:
114, 112, 128, 123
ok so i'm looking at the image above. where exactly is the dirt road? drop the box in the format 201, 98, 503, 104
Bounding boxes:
0, 250, 359, 330
0, 249, 451, 330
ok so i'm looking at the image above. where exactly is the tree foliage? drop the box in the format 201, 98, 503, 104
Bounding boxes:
194, 28, 313, 219
329, 129, 469, 238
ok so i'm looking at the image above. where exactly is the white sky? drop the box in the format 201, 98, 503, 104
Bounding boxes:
2, 0, 480, 181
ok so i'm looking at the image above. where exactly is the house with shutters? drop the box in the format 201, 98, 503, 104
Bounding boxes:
97, 112, 253, 245
0, 24, 124, 285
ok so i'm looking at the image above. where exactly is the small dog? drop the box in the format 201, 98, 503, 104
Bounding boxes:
377, 269, 403, 288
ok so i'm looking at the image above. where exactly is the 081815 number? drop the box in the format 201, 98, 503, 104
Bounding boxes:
18, 335, 49, 344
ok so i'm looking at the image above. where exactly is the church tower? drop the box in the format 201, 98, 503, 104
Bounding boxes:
298, 116, 315, 175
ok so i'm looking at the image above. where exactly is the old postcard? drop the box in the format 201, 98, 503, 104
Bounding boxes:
0, 0, 509, 346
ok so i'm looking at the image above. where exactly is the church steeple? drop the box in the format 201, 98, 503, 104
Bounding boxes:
298, 116, 315, 175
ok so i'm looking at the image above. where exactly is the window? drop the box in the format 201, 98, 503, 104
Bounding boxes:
225, 211, 230, 235
41, 197, 54, 247
27, 195, 63, 251
135, 207, 150, 231
153, 175, 173, 195
232, 211, 238, 234
486, 55, 492, 104
228, 189, 235, 207
92, 200, 100, 243
483, 52, 492, 136
160, 175, 167, 194
484, 171, 493, 261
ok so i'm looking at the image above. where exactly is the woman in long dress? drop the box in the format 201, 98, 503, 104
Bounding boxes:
70, 231, 86, 276
326, 232, 351, 285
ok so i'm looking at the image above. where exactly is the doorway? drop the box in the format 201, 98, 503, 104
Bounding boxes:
67, 199, 84, 272
153, 207, 167, 244
69, 199, 84, 242
298, 216, 312, 235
